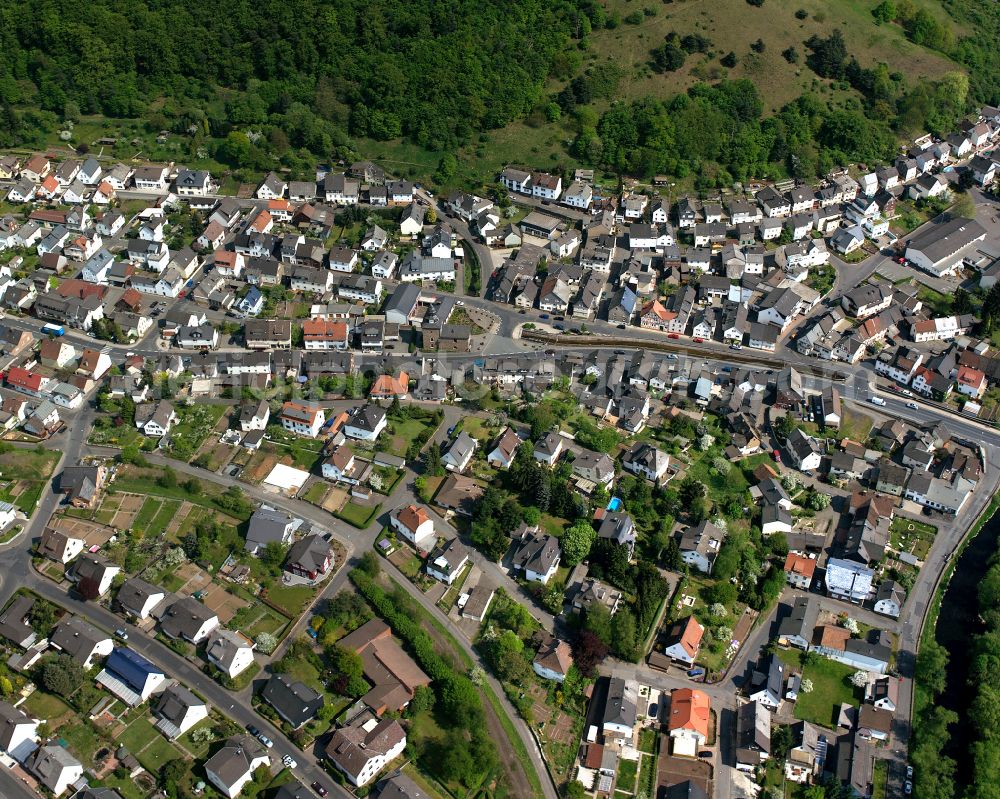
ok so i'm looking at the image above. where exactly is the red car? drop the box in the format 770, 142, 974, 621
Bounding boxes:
668, 333, 680, 339
772, 449, 782, 463
693, 337, 704, 343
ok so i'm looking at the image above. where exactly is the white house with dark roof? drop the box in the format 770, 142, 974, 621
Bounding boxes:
206, 629, 256, 679
25, 744, 82, 796
205, 735, 271, 799
153, 684, 209, 739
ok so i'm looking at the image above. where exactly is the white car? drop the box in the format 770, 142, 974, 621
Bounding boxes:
282, 754, 298, 769
257, 733, 274, 748
870, 396, 886, 406
906, 401, 919, 410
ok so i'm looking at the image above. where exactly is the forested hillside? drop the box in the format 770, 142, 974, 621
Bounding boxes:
0, 0, 997, 188
0, 0, 585, 150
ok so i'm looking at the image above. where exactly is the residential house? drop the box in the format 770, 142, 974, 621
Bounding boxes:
325, 716, 406, 787
679, 521, 726, 574
621, 441, 670, 483
749, 655, 784, 710
96, 647, 167, 706
776, 598, 817, 650
0, 701, 39, 763
206, 629, 256, 679
668, 688, 711, 757
280, 401, 325, 438
511, 529, 561, 584
441, 431, 477, 473
572, 450, 615, 490
425, 538, 470, 585
284, 535, 333, 581
824, 558, 875, 604
116, 577, 167, 620
344, 405, 388, 442
390, 505, 436, 550
532, 635, 574, 682
50, 616, 113, 669
244, 507, 299, 554
37, 527, 85, 564
204, 735, 271, 799
135, 400, 178, 438
873, 581, 905, 619
663, 616, 704, 667
25, 745, 82, 796
262, 673, 325, 729
159, 596, 220, 644
784, 553, 817, 590
736, 700, 771, 772
603, 677, 638, 742
68, 554, 121, 599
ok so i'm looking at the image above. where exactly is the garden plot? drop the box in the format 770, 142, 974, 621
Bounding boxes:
199, 583, 249, 624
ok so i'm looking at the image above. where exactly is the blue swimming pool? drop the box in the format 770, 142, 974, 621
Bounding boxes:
606, 497, 622, 512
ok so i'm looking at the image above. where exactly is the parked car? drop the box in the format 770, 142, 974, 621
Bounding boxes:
906, 766, 914, 779
114, 628, 129, 641
282, 754, 298, 769
311, 783, 329, 797
247, 725, 260, 737
698, 750, 713, 759
667, 333, 680, 339
904, 781, 912, 795
257, 733, 274, 748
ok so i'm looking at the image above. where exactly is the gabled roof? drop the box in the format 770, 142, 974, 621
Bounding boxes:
666, 616, 704, 659
262, 673, 324, 727
50, 616, 109, 663
668, 688, 710, 738
104, 647, 163, 692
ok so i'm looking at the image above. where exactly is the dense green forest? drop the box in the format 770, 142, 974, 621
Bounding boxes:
0, 0, 997, 186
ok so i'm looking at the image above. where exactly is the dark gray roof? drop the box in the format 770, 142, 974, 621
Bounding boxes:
262, 673, 324, 728
159, 596, 216, 640
50, 616, 109, 662
154, 684, 205, 727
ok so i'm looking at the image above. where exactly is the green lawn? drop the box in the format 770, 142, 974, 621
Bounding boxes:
242, 605, 290, 638
637, 750, 658, 798
838, 407, 874, 443
90, 774, 148, 799
890, 517, 937, 560
135, 735, 182, 772
113, 466, 252, 522
302, 481, 329, 504
177, 719, 216, 758
23, 690, 72, 720
0, 447, 60, 514
88, 421, 142, 449
263, 425, 326, 471
872, 758, 888, 799
58, 720, 106, 763
638, 727, 657, 755
118, 716, 160, 754
781, 651, 862, 727
266, 583, 319, 616
131, 497, 162, 534
616, 758, 638, 793
336, 501, 381, 529
168, 405, 227, 462
687, 448, 750, 503
383, 416, 439, 459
